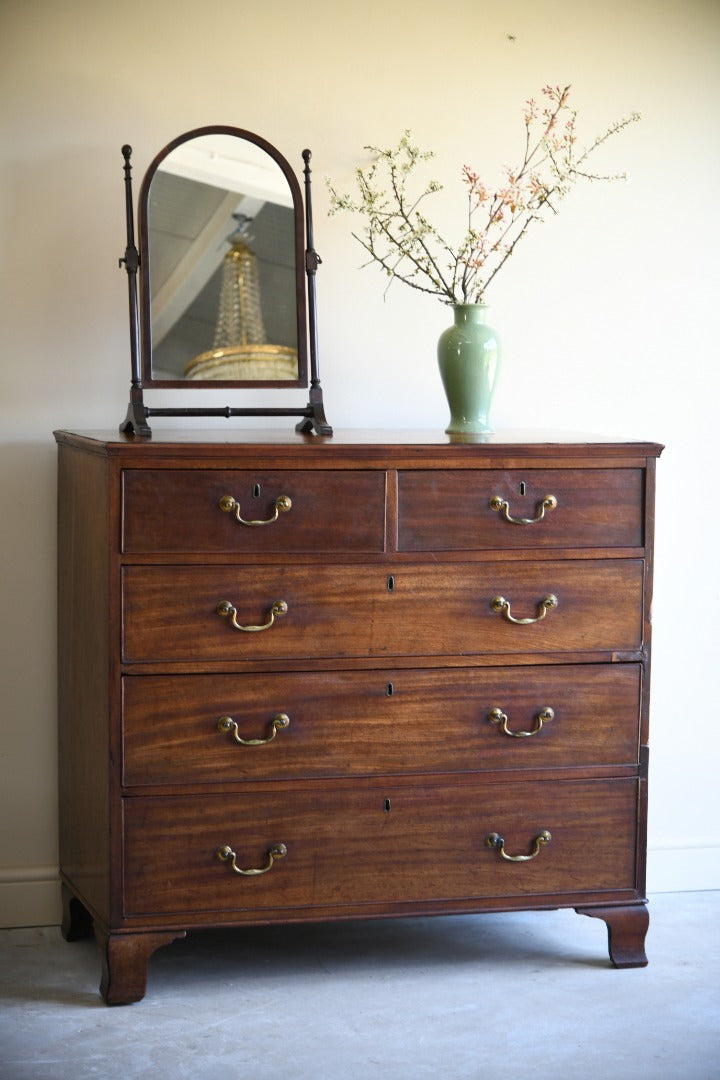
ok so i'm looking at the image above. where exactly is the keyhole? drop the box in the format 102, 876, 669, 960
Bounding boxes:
384, 798, 392, 813
519, 481, 527, 496
252, 483, 261, 498
387, 575, 395, 592
386, 682, 394, 697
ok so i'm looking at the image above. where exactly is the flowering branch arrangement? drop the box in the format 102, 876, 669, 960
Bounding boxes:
327, 85, 640, 305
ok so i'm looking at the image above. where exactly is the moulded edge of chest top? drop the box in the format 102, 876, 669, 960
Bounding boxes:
53, 430, 664, 471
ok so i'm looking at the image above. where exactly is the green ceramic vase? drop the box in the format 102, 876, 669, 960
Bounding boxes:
437, 303, 501, 435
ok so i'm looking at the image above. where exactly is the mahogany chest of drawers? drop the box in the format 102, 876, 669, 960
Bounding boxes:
55, 430, 662, 1004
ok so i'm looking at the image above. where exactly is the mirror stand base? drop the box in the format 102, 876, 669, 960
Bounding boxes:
118, 394, 333, 439
120, 397, 152, 437
296, 386, 333, 436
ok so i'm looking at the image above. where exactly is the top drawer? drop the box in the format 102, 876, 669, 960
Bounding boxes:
122, 469, 386, 554
398, 469, 644, 551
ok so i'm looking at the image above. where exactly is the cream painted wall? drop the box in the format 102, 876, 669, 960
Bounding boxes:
1, 0, 718, 926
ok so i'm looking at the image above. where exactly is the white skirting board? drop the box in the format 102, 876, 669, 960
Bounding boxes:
0, 867, 62, 929
1, 850, 718, 928
646, 843, 720, 895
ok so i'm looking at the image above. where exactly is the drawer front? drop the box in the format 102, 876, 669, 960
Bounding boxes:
398, 469, 644, 550
121, 559, 644, 663
122, 664, 641, 785
122, 777, 638, 917
121, 469, 386, 553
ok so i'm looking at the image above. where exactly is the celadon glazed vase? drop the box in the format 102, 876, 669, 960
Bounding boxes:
437, 303, 501, 435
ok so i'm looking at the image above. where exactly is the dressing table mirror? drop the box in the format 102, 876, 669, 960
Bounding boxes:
119, 126, 331, 436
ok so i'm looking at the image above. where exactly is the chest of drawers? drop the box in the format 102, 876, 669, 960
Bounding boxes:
55, 430, 662, 1004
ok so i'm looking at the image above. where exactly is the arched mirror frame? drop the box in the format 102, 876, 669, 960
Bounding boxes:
119, 126, 332, 437
139, 125, 308, 390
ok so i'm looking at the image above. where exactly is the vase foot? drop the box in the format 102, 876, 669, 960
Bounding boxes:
446, 429, 493, 443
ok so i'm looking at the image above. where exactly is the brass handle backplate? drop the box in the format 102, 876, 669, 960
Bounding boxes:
219, 493, 292, 526
489, 494, 557, 525
487, 706, 554, 738
215, 842, 288, 876
491, 594, 558, 625
216, 599, 288, 632
485, 829, 552, 862
218, 713, 290, 746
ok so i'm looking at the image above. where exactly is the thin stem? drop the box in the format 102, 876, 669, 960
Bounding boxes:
387, 163, 455, 297
326, 90, 639, 306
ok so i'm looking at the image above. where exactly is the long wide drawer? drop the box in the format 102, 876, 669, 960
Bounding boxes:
121, 559, 644, 663
121, 469, 386, 554
398, 468, 644, 550
122, 664, 642, 785
122, 777, 638, 917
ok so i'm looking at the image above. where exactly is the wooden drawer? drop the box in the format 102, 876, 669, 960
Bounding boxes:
121, 469, 386, 553
122, 777, 638, 917
122, 664, 641, 785
121, 559, 644, 663
398, 469, 644, 550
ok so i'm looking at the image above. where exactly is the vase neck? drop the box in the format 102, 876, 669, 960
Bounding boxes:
453, 303, 487, 325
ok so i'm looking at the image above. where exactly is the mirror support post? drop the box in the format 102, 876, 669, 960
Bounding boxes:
118, 145, 151, 436
296, 150, 332, 436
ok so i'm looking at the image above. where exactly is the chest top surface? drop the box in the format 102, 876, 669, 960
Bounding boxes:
54, 428, 663, 464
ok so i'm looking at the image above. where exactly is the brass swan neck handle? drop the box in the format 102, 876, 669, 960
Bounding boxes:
485, 830, 552, 862
489, 494, 557, 525
490, 594, 558, 625
219, 493, 292, 526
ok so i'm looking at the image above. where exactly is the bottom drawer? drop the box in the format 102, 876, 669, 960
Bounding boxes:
122, 777, 638, 917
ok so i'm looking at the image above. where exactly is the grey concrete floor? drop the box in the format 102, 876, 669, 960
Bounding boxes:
1, 892, 718, 1080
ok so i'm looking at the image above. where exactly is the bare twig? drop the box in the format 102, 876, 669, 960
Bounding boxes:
327, 89, 639, 305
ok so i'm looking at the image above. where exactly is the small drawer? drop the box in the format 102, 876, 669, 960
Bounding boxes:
121, 469, 386, 553
122, 777, 638, 917
398, 469, 644, 550
122, 664, 641, 786
121, 559, 644, 664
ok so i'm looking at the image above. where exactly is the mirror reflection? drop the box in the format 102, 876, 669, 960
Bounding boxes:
146, 134, 299, 382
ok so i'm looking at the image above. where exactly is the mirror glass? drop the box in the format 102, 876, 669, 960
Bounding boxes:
140, 131, 305, 386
